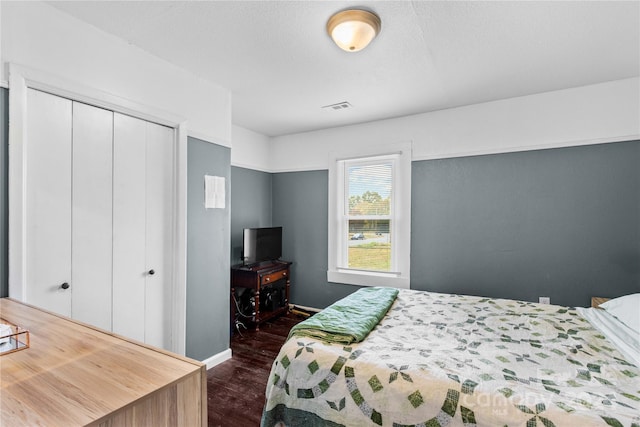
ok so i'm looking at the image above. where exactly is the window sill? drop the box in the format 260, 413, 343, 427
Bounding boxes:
327, 269, 410, 289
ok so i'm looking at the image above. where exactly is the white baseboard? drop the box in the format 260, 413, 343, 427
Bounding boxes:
289, 303, 321, 313
202, 348, 232, 370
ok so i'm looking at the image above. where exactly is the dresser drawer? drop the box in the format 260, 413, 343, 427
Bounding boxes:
261, 269, 288, 285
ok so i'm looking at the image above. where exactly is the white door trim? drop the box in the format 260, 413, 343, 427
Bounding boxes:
8, 63, 188, 355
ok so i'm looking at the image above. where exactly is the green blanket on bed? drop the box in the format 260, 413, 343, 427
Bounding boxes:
287, 287, 399, 344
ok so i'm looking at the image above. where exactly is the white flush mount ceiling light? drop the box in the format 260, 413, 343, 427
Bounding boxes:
327, 9, 381, 52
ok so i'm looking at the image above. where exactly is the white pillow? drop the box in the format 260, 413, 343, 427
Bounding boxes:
600, 293, 640, 333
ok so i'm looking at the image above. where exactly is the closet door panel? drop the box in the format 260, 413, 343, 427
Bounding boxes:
112, 113, 147, 342
71, 102, 114, 330
144, 122, 175, 349
25, 89, 72, 315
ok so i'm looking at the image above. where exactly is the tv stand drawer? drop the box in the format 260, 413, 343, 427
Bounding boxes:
261, 269, 287, 285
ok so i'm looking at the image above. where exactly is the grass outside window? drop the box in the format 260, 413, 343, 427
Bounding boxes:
348, 240, 391, 271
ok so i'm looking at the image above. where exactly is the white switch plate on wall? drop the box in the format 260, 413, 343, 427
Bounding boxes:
539, 297, 551, 304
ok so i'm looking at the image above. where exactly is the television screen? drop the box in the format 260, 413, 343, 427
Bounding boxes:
243, 226, 282, 265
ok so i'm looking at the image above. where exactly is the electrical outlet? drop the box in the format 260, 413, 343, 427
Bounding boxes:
539, 296, 550, 304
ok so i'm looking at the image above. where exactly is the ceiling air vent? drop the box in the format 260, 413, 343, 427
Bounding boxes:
322, 101, 353, 111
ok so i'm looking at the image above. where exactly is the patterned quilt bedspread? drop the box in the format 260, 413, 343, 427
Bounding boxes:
262, 290, 640, 426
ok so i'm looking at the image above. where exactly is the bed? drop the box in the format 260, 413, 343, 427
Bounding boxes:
261, 288, 640, 426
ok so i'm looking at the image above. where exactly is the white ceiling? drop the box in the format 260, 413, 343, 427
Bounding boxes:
48, 1, 640, 137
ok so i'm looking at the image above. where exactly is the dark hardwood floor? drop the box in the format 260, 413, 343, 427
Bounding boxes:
206, 312, 304, 427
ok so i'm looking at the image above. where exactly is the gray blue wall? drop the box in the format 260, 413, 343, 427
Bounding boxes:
187, 137, 230, 360
272, 170, 358, 308
411, 141, 640, 307
230, 166, 272, 265
267, 141, 639, 309
1, 88, 7, 298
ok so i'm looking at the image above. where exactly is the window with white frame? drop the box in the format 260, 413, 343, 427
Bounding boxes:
328, 143, 411, 288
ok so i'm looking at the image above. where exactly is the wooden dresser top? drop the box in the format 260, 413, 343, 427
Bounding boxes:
591, 296, 610, 308
0, 298, 203, 426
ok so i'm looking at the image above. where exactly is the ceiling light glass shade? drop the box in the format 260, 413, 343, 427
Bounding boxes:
327, 9, 381, 52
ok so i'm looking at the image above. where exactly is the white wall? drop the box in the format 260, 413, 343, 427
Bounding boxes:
0, 3, 4, 88
1, 1, 231, 146
231, 124, 271, 172
269, 77, 640, 172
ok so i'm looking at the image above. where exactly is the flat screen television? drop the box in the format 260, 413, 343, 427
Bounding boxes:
242, 226, 282, 265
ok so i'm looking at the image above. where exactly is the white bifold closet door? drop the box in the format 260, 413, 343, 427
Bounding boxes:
25, 89, 73, 316
72, 101, 114, 330
113, 113, 174, 349
24, 89, 174, 349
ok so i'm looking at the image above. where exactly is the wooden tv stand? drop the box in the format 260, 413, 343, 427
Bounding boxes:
231, 260, 291, 332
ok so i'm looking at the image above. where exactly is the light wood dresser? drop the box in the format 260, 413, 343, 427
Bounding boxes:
591, 296, 610, 308
0, 298, 206, 426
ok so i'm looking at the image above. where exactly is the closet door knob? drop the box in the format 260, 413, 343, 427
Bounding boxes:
60, 282, 70, 290
148, 269, 155, 276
